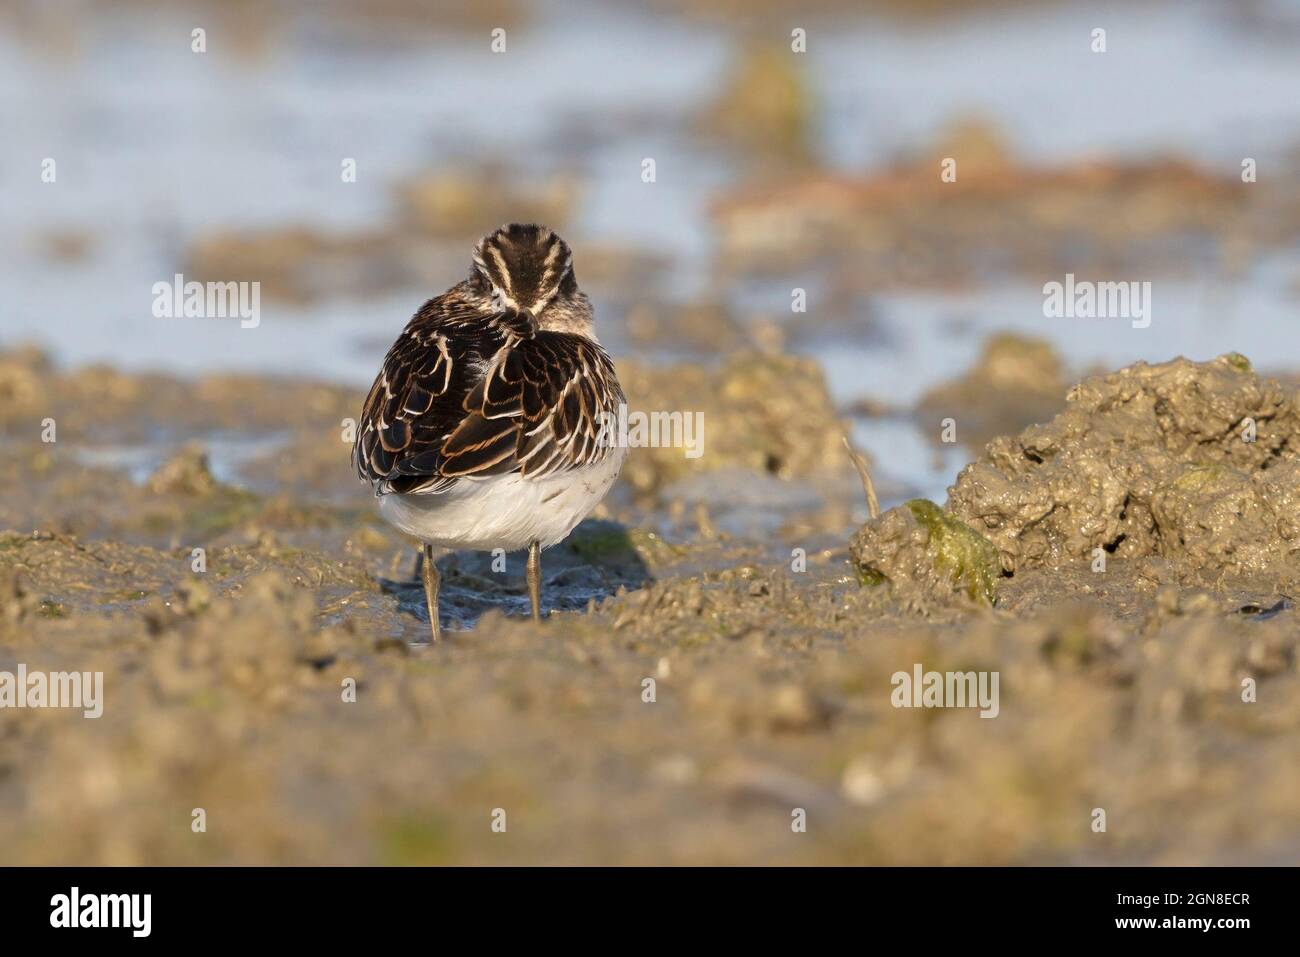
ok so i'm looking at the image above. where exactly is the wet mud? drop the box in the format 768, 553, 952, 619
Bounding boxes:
184, 168, 578, 305
4, 346, 1300, 864
915, 333, 1069, 453
947, 353, 1300, 582
712, 120, 1298, 287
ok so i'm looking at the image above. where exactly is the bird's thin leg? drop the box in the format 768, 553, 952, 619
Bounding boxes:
526, 540, 542, 623
422, 544, 441, 643
411, 546, 424, 582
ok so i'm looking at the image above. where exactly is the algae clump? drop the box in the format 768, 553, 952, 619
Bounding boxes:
849, 498, 1000, 607
906, 499, 1000, 605
1224, 352, 1252, 373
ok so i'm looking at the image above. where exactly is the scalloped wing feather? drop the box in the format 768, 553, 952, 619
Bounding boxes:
354, 291, 623, 496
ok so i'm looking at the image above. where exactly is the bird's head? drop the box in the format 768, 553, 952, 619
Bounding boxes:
470, 223, 592, 337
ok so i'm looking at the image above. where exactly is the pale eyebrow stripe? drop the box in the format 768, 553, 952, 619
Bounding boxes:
487, 243, 512, 295
543, 239, 562, 270
543, 238, 571, 294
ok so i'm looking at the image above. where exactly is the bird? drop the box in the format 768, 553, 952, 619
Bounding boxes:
353, 224, 627, 642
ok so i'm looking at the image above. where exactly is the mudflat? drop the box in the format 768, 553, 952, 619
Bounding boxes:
3, 345, 1297, 865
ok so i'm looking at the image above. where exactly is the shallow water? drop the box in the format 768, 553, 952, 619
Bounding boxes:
5, 0, 1300, 499
70, 431, 290, 487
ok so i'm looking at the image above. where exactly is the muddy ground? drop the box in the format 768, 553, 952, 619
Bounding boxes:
2, 345, 1299, 865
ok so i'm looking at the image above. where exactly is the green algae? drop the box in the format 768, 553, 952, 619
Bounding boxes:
568, 522, 639, 562
37, 599, 68, 618
377, 814, 454, 867
849, 499, 1000, 607
855, 565, 887, 587
905, 499, 1000, 606
1223, 352, 1252, 373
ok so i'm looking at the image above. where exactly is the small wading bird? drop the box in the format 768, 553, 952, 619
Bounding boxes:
353, 224, 627, 641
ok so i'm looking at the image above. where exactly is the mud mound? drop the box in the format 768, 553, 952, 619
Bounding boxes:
851, 353, 1300, 604
619, 351, 853, 499
699, 44, 813, 165
0, 345, 51, 425
849, 499, 1000, 608
147, 444, 219, 497
713, 144, 1262, 284
916, 333, 1068, 451
945, 353, 1300, 581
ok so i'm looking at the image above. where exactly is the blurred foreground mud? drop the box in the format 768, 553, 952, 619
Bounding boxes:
3, 345, 1300, 864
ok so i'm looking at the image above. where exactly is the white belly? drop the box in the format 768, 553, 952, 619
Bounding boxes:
376, 448, 627, 552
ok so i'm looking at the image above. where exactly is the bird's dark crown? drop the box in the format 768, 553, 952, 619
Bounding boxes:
471, 223, 577, 316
